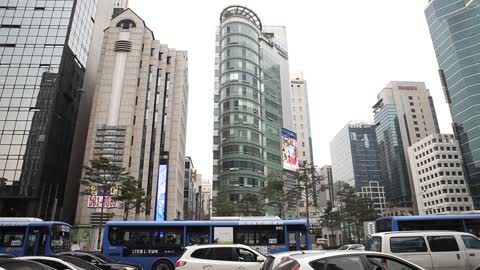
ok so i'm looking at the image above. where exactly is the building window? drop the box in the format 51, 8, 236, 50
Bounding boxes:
408, 96, 413, 100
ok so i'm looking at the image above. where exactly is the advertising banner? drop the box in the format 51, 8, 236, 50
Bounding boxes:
155, 164, 168, 221
87, 196, 117, 208
213, 227, 234, 244
281, 128, 299, 171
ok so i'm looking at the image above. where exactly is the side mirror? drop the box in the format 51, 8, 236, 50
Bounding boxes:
257, 259, 265, 263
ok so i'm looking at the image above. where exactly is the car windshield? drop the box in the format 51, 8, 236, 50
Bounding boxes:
338, 245, 349, 250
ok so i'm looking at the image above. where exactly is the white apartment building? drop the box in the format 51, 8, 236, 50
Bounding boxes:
358, 181, 386, 216
408, 134, 474, 215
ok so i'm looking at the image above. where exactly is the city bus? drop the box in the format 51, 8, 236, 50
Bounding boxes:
0, 218, 72, 256
102, 217, 311, 270
375, 214, 480, 236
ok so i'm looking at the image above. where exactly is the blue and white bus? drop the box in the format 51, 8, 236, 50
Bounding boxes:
102, 217, 311, 270
375, 214, 480, 236
0, 218, 72, 256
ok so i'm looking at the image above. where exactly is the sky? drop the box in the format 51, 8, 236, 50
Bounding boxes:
128, 0, 452, 181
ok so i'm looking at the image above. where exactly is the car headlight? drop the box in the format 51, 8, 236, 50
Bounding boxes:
123, 267, 136, 270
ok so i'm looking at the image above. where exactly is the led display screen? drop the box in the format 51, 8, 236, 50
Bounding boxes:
155, 164, 168, 221
281, 128, 299, 171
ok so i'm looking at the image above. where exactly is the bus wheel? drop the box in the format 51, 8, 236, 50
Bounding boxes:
152, 260, 173, 270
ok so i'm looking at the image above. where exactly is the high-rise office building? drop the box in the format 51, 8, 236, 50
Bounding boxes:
75, 9, 188, 224
409, 134, 474, 215
212, 6, 291, 213
290, 73, 313, 164
330, 121, 382, 192
373, 81, 440, 209
184, 157, 199, 220
425, 0, 480, 208
0, 0, 116, 220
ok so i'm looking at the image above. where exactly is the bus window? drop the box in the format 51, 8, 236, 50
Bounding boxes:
235, 226, 284, 245
398, 219, 463, 231
0, 226, 26, 247
108, 226, 184, 248
375, 219, 392, 232
187, 226, 209, 245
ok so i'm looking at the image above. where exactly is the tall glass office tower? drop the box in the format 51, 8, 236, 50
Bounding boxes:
0, 0, 100, 220
330, 121, 382, 192
212, 6, 291, 213
425, 0, 480, 207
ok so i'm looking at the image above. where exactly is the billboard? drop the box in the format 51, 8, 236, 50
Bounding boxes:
281, 128, 299, 171
87, 185, 118, 208
155, 164, 168, 221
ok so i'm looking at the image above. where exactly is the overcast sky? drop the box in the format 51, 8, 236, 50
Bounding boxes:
128, 0, 452, 181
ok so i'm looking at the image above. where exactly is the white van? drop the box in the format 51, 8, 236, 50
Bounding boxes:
365, 231, 480, 270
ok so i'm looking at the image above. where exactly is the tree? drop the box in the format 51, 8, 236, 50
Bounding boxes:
261, 171, 301, 219
295, 161, 324, 225
238, 193, 264, 216
81, 157, 129, 249
212, 193, 235, 216
116, 176, 150, 221
336, 183, 377, 243
320, 201, 342, 247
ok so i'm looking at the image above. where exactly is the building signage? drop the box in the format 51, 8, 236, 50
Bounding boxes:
93, 125, 126, 163
281, 128, 299, 171
87, 196, 117, 208
87, 185, 118, 209
155, 164, 168, 221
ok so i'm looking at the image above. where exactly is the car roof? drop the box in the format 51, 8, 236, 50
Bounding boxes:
15, 256, 78, 268
0, 258, 56, 270
268, 250, 324, 257
371, 231, 472, 236
187, 244, 251, 249
291, 251, 417, 261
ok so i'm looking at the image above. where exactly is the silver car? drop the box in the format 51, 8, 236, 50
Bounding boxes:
274, 251, 427, 270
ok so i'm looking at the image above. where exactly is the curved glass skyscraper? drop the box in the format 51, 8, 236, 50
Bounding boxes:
425, 0, 480, 207
217, 6, 265, 202
212, 6, 292, 214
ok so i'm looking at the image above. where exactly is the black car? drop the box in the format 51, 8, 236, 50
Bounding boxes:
54, 255, 103, 270
0, 258, 56, 270
58, 251, 142, 270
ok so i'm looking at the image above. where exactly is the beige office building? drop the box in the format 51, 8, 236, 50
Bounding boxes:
290, 73, 313, 164
373, 81, 440, 211
75, 9, 188, 225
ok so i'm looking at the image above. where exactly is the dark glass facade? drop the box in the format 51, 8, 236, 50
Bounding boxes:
425, 0, 480, 207
374, 103, 411, 207
349, 124, 382, 192
0, 0, 97, 220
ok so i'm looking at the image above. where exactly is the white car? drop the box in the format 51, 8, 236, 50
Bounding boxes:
176, 244, 266, 270
262, 250, 321, 270
337, 244, 365, 251
274, 251, 427, 270
16, 256, 82, 270
365, 231, 480, 270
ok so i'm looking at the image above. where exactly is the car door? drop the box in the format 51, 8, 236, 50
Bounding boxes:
323, 255, 368, 270
366, 254, 427, 270
460, 235, 480, 270
187, 247, 216, 269
387, 236, 433, 270
235, 247, 265, 270
426, 235, 467, 270
208, 247, 239, 270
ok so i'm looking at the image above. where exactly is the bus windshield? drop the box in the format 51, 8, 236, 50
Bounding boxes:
50, 224, 71, 253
